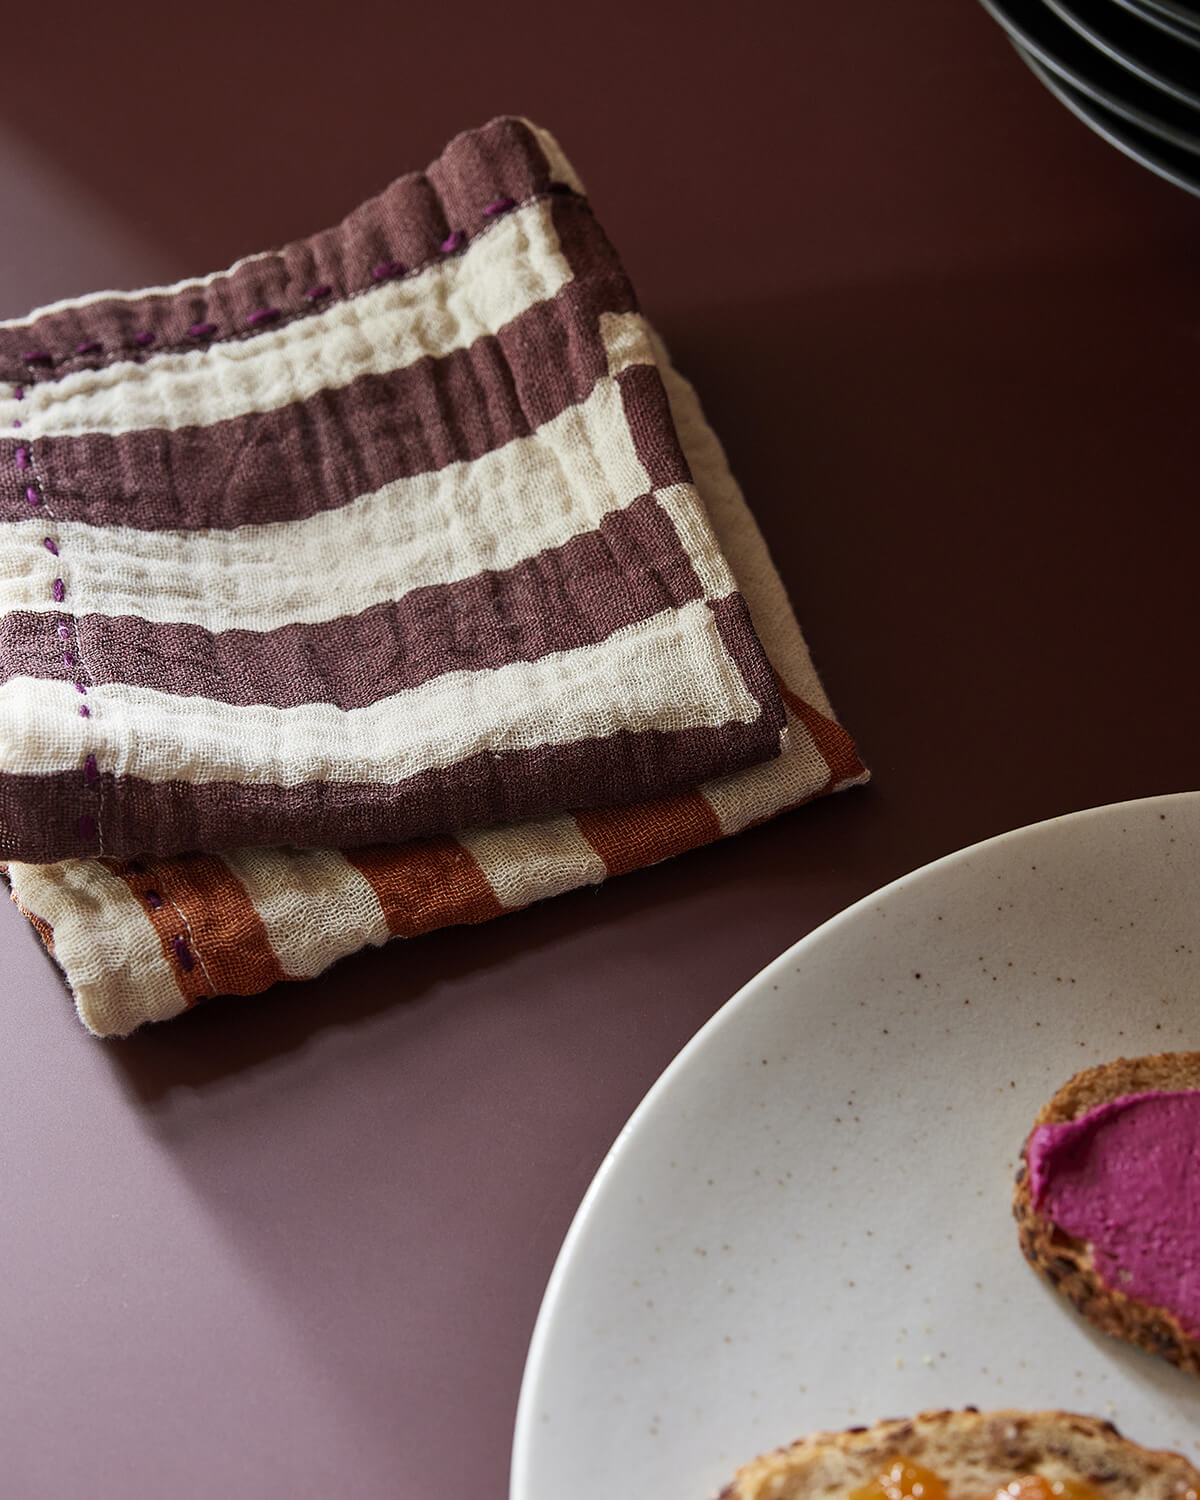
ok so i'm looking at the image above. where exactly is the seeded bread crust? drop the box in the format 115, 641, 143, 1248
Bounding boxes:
1013, 1051, 1200, 1376
718, 1408, 1200, 1500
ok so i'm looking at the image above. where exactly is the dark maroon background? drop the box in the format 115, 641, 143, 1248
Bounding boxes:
1, 3, 1199, 1496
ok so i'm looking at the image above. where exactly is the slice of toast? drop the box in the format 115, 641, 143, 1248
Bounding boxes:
718, 1408, 1200, 1500
1013, 1051, 1200, 1374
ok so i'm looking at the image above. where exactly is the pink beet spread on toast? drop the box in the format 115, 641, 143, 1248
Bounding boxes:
1027, 1089, 1200, 1337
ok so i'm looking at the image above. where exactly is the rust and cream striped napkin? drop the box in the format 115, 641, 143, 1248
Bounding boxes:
0, 117, 866, 1035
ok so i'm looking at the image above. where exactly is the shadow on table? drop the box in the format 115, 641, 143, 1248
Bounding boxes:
100, 782, 885, 1107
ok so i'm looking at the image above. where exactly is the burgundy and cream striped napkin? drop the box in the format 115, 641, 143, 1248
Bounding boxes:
0, 117, 866, 1035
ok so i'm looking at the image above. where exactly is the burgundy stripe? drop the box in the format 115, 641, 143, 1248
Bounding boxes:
0, 625, 782, 862
708, 593, 786, 739
615, 362, 693, 490
0, 496, 704, 707
1, 239, 637, 532
0, 117, 564, 382
612, 359, 785, 742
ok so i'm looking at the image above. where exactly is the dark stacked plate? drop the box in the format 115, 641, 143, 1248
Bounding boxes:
979, 0, 1200, 195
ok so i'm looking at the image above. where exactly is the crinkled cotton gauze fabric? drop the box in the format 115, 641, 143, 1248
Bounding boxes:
0, 118, 790, 865
0, 117, 867, 1035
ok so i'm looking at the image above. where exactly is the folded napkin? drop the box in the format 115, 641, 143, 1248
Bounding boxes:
1, 118, 867, 1035
0, 117, 784, 864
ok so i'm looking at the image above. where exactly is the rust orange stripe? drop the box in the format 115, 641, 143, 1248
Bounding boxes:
346, 838, 504, 937
575, 788, 722, 878
108, 859, 209, 1007
113, 853, 285, 1003
777, 681, 867, 790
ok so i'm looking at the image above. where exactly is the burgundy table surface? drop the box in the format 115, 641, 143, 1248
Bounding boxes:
2, 4, 1199, 1496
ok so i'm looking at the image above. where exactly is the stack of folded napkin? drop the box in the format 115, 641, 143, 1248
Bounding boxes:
0, 117, 866, 1037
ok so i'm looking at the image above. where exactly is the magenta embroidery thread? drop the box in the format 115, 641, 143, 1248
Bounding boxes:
11, 384, 102, 851
9, 369, 220, 985
5, 190, 561, 377
1, 182, 565, 978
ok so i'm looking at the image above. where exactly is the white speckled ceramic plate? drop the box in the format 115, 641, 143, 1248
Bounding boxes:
511, 793, 1200, 1500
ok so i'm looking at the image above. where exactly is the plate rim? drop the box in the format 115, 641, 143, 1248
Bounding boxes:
1028, 47, 1200, 154
1131, 0, 1200, 34
1018, 42, 1200, 193
1108, 0, 1200, 49
510, 789, 1200, 1498
978, 0, 1200, 153
1040, 0, 1200, 109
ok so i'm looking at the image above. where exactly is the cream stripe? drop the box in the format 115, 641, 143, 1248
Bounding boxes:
0, 599, 761, 784
523, 121, 587, 195
654, 484, 739, 603
5, 859, 187, 1035
700, 718, 830, 835
0, 379, 649, 630
599, 309, 656, 378
458, 812, 608, 909
6, 201, 571, 440
219, 847, 390, 978
597, 313, 741, 605
653, 331, 835, 718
